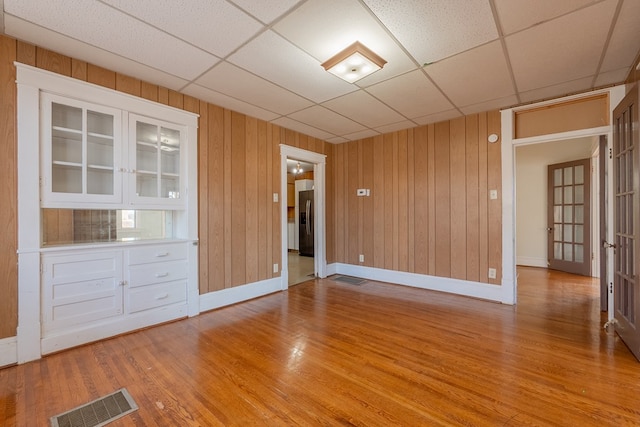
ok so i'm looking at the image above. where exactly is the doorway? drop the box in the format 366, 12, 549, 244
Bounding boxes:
515, 137, 601, 277
286, 158, 315, 286
279, 145, 327, 290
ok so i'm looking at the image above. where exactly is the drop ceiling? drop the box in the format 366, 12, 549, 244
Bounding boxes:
2, 0, 639, 143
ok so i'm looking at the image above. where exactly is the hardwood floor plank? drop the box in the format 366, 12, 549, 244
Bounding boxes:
1, 267, 640, 426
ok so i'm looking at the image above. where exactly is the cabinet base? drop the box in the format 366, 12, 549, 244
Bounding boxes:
41, 304, 187, 355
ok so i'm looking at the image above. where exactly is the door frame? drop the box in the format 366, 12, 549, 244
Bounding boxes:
280, 145, 327, 289
501, 85, 625, 315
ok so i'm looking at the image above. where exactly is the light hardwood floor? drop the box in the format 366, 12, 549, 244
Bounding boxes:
1, 267, 639, 426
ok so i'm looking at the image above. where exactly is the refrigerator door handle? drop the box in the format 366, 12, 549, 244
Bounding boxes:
306, 199, 311, 235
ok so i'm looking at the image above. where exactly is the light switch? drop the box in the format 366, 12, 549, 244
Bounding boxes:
357, 189, 367, 196
489, 189, 498, 200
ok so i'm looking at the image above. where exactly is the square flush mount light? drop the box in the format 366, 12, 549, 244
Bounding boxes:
321, 41, 387, 83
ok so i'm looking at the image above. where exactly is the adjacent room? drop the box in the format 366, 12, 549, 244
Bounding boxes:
1, 0, 640, 425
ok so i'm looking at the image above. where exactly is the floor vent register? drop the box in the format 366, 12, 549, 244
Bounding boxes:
50, 388, 138, 427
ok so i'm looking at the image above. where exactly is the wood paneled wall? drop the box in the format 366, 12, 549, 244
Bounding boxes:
0, 37, 18, 339
0, 35, 328, 339
327, 111, 503, 285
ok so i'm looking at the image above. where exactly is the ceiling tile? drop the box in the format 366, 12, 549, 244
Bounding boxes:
459, 95, 518, 116
101, 0, 262, 58
273, 0, 417, 87
518, 76, 594, 104
342, 129, 380, 141
363, 0, 498, 63
426, 41, 514, 108
495, 0, 599, 35
229, 0, 301, 24
194, 62, 313, 115
182, 83, 280, 122
322, 90, 406, 128
229, 30, 357, 103
374, 120, 417, 135
271, 117, 335, 140
326, 136, 349, 144
412, 109, 462, 126
4, 15, 189, 90
366, 70, 454, 119
506, 0, 617, 92
599, 0, 640, 73
288, 106, 367, 136
4, 0, 219, 80
594, 68, 630, 88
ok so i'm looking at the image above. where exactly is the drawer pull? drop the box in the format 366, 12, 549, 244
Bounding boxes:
155, 252, 169, 257
155, 272, 169, 278
155, 293, 169, 300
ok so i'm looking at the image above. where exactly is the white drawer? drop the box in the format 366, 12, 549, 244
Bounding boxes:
128, 243, 187, 265
128, 281, 187, 314
128, 260, 188, 288
44, 251, 122, 283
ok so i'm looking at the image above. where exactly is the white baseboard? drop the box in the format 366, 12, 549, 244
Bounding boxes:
329, 263, 508, 303
516, 256, 547, 268
0, 337, 17, 367
199, 277, 282, 313
325, 263, 337, 276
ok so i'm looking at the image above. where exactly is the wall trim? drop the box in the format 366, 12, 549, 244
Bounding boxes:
516, 257, 548, 268
330, 263, 509, 304
0, 337, 17, 368
199, 277, 282, 313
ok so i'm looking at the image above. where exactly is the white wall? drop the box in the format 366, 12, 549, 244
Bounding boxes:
515, 137, 597, 267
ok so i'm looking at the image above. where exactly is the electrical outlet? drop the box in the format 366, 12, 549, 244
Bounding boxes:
273, 193, 279, 203
488, 268, 496, 279
359, 254, 364, 263
273, 263, 279, 273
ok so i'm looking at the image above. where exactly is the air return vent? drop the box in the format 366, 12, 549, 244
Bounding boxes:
333, 275, 367, 285
50, 388, 138, 427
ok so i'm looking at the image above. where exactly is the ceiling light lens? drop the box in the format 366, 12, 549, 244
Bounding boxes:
321, 42, 386, 84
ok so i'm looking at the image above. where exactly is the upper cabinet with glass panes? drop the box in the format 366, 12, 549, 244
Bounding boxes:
41, 94, 186, 209
42, 93, 122, 206
129, 114, 183, 206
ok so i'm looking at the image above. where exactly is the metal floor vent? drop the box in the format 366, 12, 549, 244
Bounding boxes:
51, 388, 138, 427
333, 275, 367, 285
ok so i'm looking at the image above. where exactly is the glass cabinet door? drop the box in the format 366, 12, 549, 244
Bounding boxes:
131, 114, 182, 204
43, 93, 121, 205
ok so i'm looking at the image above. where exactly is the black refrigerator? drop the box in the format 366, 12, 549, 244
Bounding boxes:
299, 190, 314, 257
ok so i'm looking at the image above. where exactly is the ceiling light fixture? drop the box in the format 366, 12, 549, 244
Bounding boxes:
293, 162, 303, 174
321, 41, 387, 84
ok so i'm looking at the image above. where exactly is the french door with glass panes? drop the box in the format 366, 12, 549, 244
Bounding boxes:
612, 85, 640, 362
547, 158, 591, 276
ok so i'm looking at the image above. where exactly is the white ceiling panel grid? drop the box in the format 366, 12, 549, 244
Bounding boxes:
195, 62, 313, 115
228, 30, 357, 103
101, 0, 263, 58
3, 0, 639, 143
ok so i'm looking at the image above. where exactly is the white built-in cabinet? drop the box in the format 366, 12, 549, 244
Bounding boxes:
16, 63, 199, 362
41, 94, 187, 209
